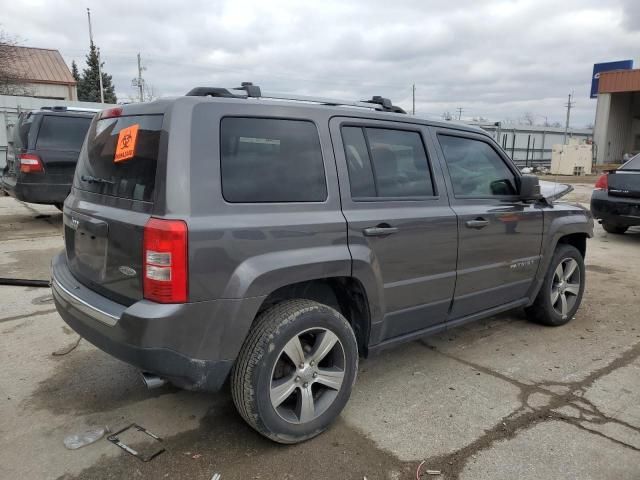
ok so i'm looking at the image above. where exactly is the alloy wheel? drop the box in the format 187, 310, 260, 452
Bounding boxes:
270, 327, 346, 424
551, 258, 581, 319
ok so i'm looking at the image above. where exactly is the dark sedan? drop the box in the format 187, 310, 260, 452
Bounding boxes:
591, 154, 640, 234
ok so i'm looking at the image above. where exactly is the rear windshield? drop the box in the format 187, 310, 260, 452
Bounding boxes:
36, 115, 92, 151
621, 154, 640, 170
74, 114, 163, 202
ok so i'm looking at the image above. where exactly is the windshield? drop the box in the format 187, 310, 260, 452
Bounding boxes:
621, 153, 640, 170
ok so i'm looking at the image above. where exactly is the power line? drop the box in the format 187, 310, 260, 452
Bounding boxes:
412, 83, 416, 115
131, 53, 146, 102
86, 8, 104, 104
563, 92, 575, 145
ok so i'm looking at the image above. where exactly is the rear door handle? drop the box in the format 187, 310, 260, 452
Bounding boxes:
363, 225, 399, 237
465, 218, 489, 229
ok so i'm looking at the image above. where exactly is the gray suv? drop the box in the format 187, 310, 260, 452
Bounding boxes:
52, 84, 593, 444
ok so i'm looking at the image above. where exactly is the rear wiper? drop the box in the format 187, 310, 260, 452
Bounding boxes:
80, 174, 115, 185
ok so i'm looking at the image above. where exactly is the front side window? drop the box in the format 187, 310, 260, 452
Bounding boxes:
341, 126, 434, 199
438, 134, 517, 196
221, 118, 327, 203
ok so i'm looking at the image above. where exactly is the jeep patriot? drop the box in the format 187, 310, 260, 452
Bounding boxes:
52, 84, 593, 443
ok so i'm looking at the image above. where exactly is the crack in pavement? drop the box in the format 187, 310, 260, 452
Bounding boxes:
416, 340, 640, 479
0, 308, 58, 324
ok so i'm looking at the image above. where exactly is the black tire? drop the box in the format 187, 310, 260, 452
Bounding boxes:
526, 244, 585, 326
602, 222, 627, 234
231, 299, 358, 444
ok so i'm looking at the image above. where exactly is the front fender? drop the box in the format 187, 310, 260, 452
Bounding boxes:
527, 206, 593, 303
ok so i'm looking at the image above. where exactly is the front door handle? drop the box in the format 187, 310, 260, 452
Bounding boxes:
363, 225, 399, 237
465, 218, 489, 229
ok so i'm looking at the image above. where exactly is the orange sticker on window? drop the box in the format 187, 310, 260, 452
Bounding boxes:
114, 124, 139, 163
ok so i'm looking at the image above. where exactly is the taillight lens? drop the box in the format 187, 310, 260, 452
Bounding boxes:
594, 173, 608, 191
99, 106, 123, 120
143, 218, 188, 303
19, 153, 44, 173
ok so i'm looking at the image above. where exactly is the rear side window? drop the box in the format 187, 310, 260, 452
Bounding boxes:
36, 115, 92, 151
74, 115, 162, 202
341, 126, 434, 199
220, 117, 327, 203
13, 113, 35, 150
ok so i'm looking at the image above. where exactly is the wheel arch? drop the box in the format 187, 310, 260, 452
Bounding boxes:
255, 277, 372, 356
526, 217, 591, 306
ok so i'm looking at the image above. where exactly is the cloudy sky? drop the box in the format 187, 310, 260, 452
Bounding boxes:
4, 0, 640, 126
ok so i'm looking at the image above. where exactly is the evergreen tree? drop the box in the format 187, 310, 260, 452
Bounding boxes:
71, 60, 80, 82
77, 42, 117, 103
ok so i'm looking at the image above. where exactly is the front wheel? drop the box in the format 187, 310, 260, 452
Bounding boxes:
526, 244, 585, 326
231, 299, 358, 444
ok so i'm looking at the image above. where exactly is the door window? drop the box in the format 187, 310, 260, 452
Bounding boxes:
438, 134, 517, 197
341, 126, 434, 199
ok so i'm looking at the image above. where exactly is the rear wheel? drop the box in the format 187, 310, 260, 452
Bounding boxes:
526, 244, 585, 326
602, 222, 627, 234
231, 299, 358, 444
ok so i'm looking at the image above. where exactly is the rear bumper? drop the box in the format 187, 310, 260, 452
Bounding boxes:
1, 176, 70, 204
591, 191, 640, 227
51, 252, 265, 391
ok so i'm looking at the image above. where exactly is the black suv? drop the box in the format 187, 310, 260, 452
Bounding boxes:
2, 107, 95, 208
52, 85, 593, 444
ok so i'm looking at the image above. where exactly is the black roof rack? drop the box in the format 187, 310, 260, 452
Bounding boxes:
185, 82, 406, 114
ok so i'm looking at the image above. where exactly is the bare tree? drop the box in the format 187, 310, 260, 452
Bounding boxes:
0, 30, 33, 96
520, 112, 535, 126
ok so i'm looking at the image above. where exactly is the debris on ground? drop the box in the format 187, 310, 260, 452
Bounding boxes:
210, 474, 221, 480
52, 336, 81, 356
416, 460, 442, 478
107, 424, 165, 462
63, 426, 110, 450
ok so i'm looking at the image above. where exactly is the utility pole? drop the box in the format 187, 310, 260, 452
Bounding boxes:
457, 107, 463, 121
137, 53, 145, 102
412, 84, 416, 115
563, 92, 574, 146
86, 8, 104, 103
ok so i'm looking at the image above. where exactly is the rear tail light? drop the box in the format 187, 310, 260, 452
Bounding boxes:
19, 153, 44, 173
594, 173, 608, 191
143, 218, 188, 303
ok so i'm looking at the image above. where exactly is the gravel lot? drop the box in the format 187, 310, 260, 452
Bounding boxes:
1, 183, 638, 480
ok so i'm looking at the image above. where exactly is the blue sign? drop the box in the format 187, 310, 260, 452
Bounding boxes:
591, 60, 634, 98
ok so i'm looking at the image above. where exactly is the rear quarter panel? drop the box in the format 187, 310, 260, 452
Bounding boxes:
170, 99, 352, 302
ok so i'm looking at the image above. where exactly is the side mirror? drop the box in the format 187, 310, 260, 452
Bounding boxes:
519, 174, 541, 201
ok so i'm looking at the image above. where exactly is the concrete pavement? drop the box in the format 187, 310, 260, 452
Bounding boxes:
0, 191, 638, 480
